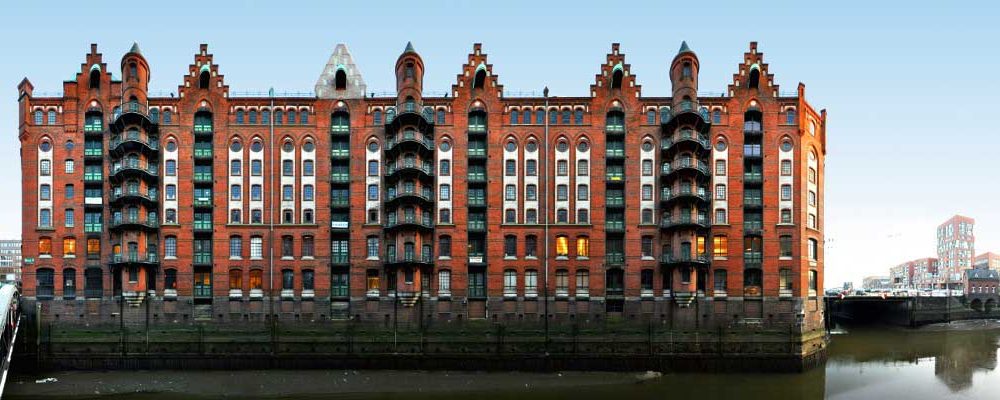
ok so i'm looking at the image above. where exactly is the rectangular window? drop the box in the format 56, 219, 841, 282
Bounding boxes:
714, 270, 727, 292
503, 269, 517, 297
576, 270, 589, 297
641, 236, 653, 258
809, 167, 817, 183
781, 184, 792, 201
367, 237, 380, 259
304, 185, 314, 201
505, 160, 516, 176
578, 160, 589, 176
557, 184, 568, 201
557, 160, 568, 176
526, 160, 537, 176
781, 209, 792, 224
715, 209, 727, 224
526, 184, 537, 201
250, 237, 263, 259
642, 160, 652, 176
440, 184, 451, 201
525, 270, 538, 296
716, 160, 726, 176
555, 270, 568, 297
283, 185, 293, 201
780, 235, 793, 257
808, 239, 818, 261
251, 160, 262, 176
65, 159, 75, 173
231, 160, 242, 176
578, 185, 589, 201
504, 236, 517, 257
809, 190, 816, 207
40, 160, 51, 176
780, 269, 793, 291
641, 185, 652, 201
781, 160, 792, 176
713, 236, 728, 257
469, 270, 486, 298
251, 185, 262, 201
641, 270, 654, 291
65, 184, 74, 199
715, 184, 726, 200
231, 185, 241, 200
40, 184, 51, 200
65, 209, 74, 227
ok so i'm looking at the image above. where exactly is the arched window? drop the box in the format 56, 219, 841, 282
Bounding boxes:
151, 108, 161, 123
473, 66, 486, 89
36, 268, 55, 298
34, 110, 43, 125
712, 109, 721, 124
287, 110, 296, 124
522, 109, 532, 124
748, 66, 760, 89
368, 160, 379, 176
682, 62, 692, 78
48, 110, 57, 125
274, 109, 283, 125
163, 109, 172, 124
405, 97, 415, 113
436, 109, 446, 124
786, 108, 797, 125
611, 66, 623, 89
199, 70, 210, 89
373, 110, 382, 125
335, 69, 347, 90
89, 68, 101, 89
510, 110, 519, 124
647, 110, 656, 125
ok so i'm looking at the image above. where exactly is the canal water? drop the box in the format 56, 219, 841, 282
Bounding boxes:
6, 320, 1000, 399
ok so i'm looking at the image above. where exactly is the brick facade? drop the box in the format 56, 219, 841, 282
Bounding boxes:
18, 41, 826, 329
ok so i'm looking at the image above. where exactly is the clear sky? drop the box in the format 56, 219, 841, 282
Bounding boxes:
3, 0, 999, 287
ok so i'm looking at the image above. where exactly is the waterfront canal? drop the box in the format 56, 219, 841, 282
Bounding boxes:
6, 320, 1000, 399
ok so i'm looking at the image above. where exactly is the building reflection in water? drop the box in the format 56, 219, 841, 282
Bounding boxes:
934, 327, 998, 392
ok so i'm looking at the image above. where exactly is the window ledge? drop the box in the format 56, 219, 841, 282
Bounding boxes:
641, 256, 655, 261
302, 256, 314, 261
63, 255, 76, 259
555, 256, 568, 261
367, 257, 380, 261
39, 255, 52, 259
250, 257, 263, 261
577, 256, 590, 261
779, 256, 793, 261
525, 256, 538, 260
438, 256, 452, 261
809, 261, 817, 267
229, 256, 243, 261
776, 223, 796, 227
714, 256, 728, 261
281, 256, 294, 260
504, 256, 517, 260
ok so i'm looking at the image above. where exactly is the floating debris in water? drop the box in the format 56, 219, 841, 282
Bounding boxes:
35, 378, 58, 384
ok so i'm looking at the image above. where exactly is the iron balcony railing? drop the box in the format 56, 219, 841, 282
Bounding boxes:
606, 253, 625, 265
661, 187, 710, 202
661, 131, 711, 150
743, 221, 764, 235
744, 173, 763, 184
110, 136, 159, 151
660, 253, 710, 265
109, 217, 159, 229
744, 252, 763, 266
330, 124, 350, 135
109, 252, 158, 264
659, 216, 710, 229
193, 146, 213, 159
385, 164, 434, 177
468, 220, 487, 231
331, 253, 349, 265
193, 221, 213, 231
605, 148, 625, 158
330, 148, 350, 158
468, 172, 487, 183
605, 220, 625, 232
110, 190, 159, 203
743, 196, 763, 208
606, 197, 625, 207
385, 252, 434, 264
193, 253, 212, 265
193, 197, 213, 207
193, 123, 214, 133
662, 160, 710, 175
468, 147, 487, 157
330, 174, 350, 183
83, 172, 104, 182
605, 124, 625, 134
193, 172, 213, 183
385, 219, 435, 230
385, 190, 434, 203
468, 196, 486, 207
84, 147, 103, 158
385, 136, 434, 152
330, 196, 350, 207
110, 163, 158, 177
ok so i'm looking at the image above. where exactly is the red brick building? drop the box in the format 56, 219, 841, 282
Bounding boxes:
936, 215, 975, 289
18, 41, 826, 329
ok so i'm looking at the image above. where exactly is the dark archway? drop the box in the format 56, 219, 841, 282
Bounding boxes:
199, 70, 210, 89
985, 299, 996, 313
611, 68, 623, 89
473, 67, 486, 89
335, 69, 347, 90
89, 69, 101, 89
748, 66, 760, 89
971, 298, 983, 312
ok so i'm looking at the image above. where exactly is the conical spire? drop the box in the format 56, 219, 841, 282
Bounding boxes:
677, 41, 692, 55
128, 42, 142, 55
404, 41, 415, 53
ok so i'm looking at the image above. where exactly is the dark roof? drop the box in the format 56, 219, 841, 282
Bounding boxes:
404, 41, 415, 54
128, 42, 142, 55
966, 268, 999, 280
677, 41, 693, 55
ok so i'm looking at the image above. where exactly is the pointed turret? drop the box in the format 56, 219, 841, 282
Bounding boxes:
677, 41, 692, 55
395, 42, 424, 106
128, 42, 142, 56
669, 41, 699, 109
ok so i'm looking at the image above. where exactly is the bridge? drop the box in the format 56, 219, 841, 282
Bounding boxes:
826, 294, 998, 327
0, 284, 21, 395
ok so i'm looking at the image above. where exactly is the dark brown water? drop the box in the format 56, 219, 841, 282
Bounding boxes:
6, 320, 1000, 400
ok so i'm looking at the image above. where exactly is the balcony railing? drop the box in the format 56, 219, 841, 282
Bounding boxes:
468, 148, 487, 157
605, 148, 625, 158
606, 171, 625, 181
468, 197, 486, 207
194, 123, 214, 133
744, 252, 763, 266
330, 124, 350, 135
743, 197, 763, 208
83, 172, 104, 182
193, 197, 213, 207
660, 253, 710, 265
605, 220, 625, 232
331, 254, 349, 264
385, 164, 434, 177
193, 172, 213, 183
109, 217, 159, 229
663, 160, 710, 176
661, 187, 710, 203
743, 173, 763, 184
660, 216, 710, 229
331, 196, 350, 207
330, 174, 350, 183
468, 125, 486, 134
84, 147, 103, 158
110, 163, 158, 177
193, 253, 212, 265
468, 173, 486, 183
193, 221, 213, 231
606, 197, 625, 207
330, 148, 350, 158
111, 190, 159, 203
193, 146, 213, 159
606, 253, 625, 265
743, 221, 763, 235
468, 220, 486, 231
385, 252, 433, 264
109, 253, 159, 264
110, 136, 159, 151
605, 124, 625, 134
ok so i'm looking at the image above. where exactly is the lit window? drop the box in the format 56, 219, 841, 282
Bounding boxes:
576, 236, 589, 258
63, 237, 76, 256
555, 235, 569, 257
713, 235, 728, 257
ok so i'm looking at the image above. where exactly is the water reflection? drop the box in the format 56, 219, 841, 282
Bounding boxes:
5, 321, 1000, 399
